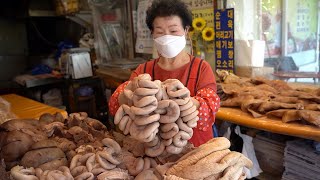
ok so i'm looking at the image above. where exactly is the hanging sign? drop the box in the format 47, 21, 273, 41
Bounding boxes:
214, 8, 235, 73
135, 0, 154, 54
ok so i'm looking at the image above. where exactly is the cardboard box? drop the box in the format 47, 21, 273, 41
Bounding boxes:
235, 66, 274, 79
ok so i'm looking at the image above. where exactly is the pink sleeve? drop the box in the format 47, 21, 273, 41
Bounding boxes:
193, 88, 220, 131
108, 81, 130, 116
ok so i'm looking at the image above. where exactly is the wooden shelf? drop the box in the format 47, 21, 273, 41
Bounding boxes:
29, 10, 57, 17
66, 11, 92, 29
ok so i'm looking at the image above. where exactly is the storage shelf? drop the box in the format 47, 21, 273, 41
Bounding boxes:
29, 9, 92, 29
29, 10, 57, 17
66, 11, 92, 29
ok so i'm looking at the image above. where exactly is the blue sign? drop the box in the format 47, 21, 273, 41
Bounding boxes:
214, 8, 234, 73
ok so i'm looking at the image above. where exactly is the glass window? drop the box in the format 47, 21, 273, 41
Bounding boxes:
219, 0, 320, 82
262, 0, 282, 58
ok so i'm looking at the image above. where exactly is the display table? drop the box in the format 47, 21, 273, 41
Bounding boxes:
14, 73, 63, 88
216, 107, 320, 141
1, 94, 68, 120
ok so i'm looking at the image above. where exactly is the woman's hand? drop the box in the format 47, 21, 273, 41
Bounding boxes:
191, 97, 200, 110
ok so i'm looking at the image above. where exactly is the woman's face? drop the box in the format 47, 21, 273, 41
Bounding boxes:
152, 16, 186, 39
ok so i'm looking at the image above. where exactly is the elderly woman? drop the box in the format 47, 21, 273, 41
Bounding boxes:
109, 0, 220, 147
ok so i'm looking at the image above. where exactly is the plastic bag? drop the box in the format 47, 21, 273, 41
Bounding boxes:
223, 125, 263, 179
89, 0, 128, 64
225, 124, 244, 153
234, 126, 263, 179
0, 97, 17, 124
42, 89, 63, 107
31, 64, 52, 75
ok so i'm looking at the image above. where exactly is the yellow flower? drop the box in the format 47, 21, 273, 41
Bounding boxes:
192, 17, 206, 31
202, 27, 214, 41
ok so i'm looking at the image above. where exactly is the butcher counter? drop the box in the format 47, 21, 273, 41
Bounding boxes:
216, 107, 320, 141
1, 94, 68, 120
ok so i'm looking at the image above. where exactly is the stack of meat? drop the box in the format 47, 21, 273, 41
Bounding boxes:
216, 70, 320, 127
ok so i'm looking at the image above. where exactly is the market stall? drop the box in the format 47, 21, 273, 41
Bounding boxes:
2, 0, 320, 179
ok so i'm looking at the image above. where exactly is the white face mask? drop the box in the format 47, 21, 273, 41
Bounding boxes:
154, 35, 186, 58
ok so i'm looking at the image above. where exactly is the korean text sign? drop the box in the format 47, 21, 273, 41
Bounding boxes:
214, 8, 235, 73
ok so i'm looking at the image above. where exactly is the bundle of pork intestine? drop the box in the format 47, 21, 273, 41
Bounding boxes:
8, 137, 253, 180
1, 110, 253, 180
0, 112, 133, 180
114, 74, 199, 157
0, 109, 181, 180
10, 138, 133, 180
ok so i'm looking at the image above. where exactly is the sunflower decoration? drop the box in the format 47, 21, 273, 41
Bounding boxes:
202, 27, 215, 41
189, 17, 214, 55
192, 17, 206, 31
